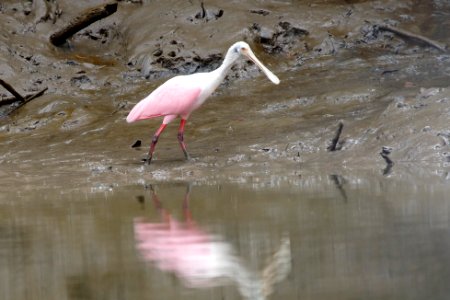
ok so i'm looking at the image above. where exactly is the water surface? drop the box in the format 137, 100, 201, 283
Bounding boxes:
1, 175, 450, 300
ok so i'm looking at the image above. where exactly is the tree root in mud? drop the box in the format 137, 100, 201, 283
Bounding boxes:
49, 2, 117, 46
377, 24, 447, 53
0, 79, 48, 116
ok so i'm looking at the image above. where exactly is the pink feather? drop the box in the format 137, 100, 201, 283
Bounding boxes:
126, 76, 202, 123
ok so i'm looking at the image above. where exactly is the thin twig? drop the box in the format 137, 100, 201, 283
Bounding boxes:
0, 96, 21, 106
378, 24, 447, 53
23, 87, 48, 103
327, 121, 344, 151
0, 89, 49, 106
0, 79, 24, 101
13, 87, 48, 110
200, 2, 206, 19
1, 87, 48, 113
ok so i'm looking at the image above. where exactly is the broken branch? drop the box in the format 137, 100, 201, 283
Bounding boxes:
11, 87, 48, 111
24, 87, 48, 103
0, 78, 24, 101
0, 88, 48, 106
327, 121, 344, 151
378, 24, 447, 53
49, 2, 118, 46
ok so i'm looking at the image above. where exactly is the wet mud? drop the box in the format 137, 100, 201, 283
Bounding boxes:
0, 0, 450, 189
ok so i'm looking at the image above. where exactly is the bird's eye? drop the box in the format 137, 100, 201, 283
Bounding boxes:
234, 47, 240, 53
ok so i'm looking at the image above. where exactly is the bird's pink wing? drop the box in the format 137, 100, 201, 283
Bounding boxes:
126, 77, 201, 123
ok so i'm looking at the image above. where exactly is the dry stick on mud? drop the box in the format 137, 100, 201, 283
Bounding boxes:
24, 87, 48, 102
49, 2, 117, 46
11, 87, 48, 111
0, 78, 48, 112
0, 79, 24, 101
1, 93, 38, 106
0, 87, 48, 107
378, 25, 448, 53
327, 121, 344, 151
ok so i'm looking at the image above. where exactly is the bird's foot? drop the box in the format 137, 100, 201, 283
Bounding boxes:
184, 153, 192, 161
142, 155, 153, 165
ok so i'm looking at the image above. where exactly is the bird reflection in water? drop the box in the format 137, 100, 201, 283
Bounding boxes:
133, 185, 291, 300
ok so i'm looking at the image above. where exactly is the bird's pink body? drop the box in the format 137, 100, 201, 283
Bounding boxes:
126, 41, 280, 164
126, 75, 204, 125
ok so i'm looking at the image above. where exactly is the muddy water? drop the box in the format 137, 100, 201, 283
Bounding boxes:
1, 178, 450, 300
1, 1, 450, 299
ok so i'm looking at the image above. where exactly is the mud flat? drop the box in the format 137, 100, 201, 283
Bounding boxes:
0, 0, 449, 190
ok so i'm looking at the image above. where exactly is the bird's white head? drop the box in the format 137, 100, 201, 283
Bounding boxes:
229, 41, 280, 85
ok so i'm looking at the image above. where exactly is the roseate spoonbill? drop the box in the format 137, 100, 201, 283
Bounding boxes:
126, 41, 280, 164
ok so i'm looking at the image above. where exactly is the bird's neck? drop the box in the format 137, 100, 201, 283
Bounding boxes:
211, 52, 238, 82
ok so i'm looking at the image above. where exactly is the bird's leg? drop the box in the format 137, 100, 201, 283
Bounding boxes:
177, 119, 191, 160
146, 123, 167, 165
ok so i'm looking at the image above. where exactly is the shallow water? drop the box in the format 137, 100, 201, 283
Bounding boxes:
1, 175, 450, 300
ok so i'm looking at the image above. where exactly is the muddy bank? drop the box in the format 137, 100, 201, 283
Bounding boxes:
0, 0, 449, 189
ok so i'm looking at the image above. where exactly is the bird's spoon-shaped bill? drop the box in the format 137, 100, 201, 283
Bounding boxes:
243, 49, 280, 85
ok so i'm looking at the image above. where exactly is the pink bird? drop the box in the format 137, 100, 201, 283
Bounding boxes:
126, 41, 280, 164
